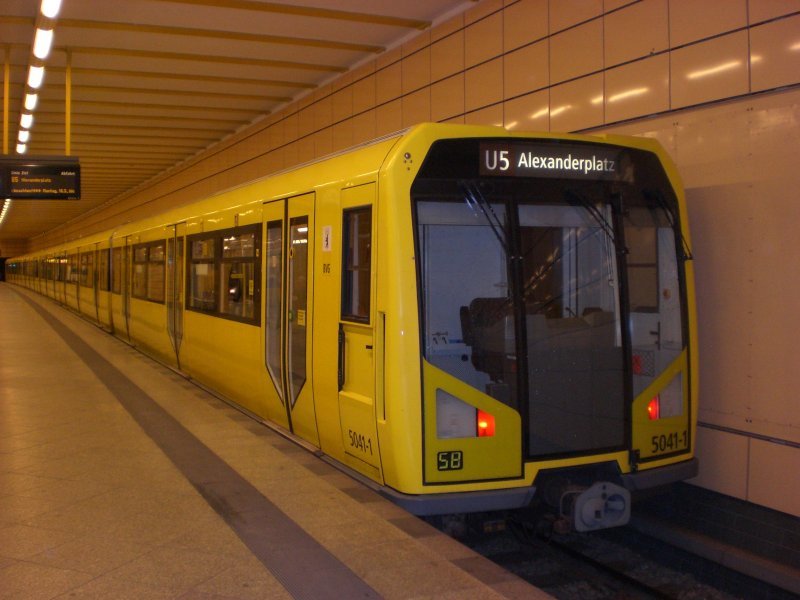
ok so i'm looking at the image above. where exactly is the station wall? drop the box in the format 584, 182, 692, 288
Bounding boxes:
34, 0, 800, 516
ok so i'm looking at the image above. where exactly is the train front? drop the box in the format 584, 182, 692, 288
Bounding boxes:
389, 126, 697, 531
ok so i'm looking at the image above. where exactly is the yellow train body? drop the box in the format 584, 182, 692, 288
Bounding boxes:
7, 123, 698, 524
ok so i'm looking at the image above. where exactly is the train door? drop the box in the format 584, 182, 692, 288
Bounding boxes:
166, 223, 185, 368
121, 237, 132, 341
262, 193, 319, 446
93, 243, 101, 323
337, 185, 381, 475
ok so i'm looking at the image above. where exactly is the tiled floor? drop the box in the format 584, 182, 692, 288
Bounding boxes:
0, 284, 550, 600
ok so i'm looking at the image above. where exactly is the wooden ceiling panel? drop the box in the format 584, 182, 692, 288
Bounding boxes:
0, 0, 473, 245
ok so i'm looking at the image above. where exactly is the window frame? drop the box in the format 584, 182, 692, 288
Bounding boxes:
132, 240, 166, 304
341, 205, 372, 323
185, 224, 262, 325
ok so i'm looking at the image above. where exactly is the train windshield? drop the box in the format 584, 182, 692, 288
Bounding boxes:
412, 138, 687, 459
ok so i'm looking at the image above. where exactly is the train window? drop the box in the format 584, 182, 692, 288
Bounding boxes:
188, 236, 216, 312
132, 242, 166, 303
187, 225, 261, 324
220, 231, 257, 319
112, 247, 122, 294
265, 220, 283, 393
67, 254, 78, 283
341, 206, 372, 322
148, 243, 165, 302
79, 252, 94, 288
98, 250, 110, 291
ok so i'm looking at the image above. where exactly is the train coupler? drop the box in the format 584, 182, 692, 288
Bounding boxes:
559, 481, 631, 532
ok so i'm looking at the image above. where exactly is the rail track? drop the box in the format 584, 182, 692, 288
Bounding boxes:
435, 509, 794, 600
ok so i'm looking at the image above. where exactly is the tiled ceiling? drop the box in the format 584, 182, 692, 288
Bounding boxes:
0, 0, 473, 247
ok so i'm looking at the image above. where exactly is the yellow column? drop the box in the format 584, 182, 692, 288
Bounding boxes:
65, 49, 71, 156
3, 46, 9, 155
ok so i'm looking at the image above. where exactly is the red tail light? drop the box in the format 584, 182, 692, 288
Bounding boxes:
477, 410, 495, 437
647, 396, 660, 420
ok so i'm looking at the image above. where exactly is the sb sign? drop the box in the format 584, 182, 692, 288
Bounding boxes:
479, 141, 620, 181
0, 157, 81, 200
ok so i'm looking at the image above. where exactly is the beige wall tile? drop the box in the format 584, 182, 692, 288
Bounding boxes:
431, 31, 464, 82
748, 0, 800, 22
669, 0, 747, 47
331, 87, 353, 123
431, 12, 463, 42
402, 30, 431, 56
402, 48, 431, 94
504, 0, 548, 52
313, 96, 332, 132
297, 136, 314, 163
503, 89, 550, 131
750, 15, 800, 91
376, 99, 402, 136
504, 40, 548, 99
465, 0, 503, 24
376, 63, 402, 105
690, 428, 749, 500
549, 0, 602, 32
670, 32, 749, 109
376, 46, 401, 70
605, 54, 669, 123
313, 128, 333, 158
283, 113, 298, 142
604, 0, 639, 10
402, 88, 431, 128
465, 104, 504, 127
465, 12, 503, 68
431, 74, 465, 123
351, 109, 376, 145
549, 74, 603, 131
332, 120, 353, 152
352, 75, 376, 115
298, 106, 314, 137
550, 20, 603, 85
749, 440, 800, 516
465, 58, 504, 112
604, 0, 669, 67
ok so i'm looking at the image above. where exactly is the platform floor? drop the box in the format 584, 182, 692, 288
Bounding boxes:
0, 283, 550, 600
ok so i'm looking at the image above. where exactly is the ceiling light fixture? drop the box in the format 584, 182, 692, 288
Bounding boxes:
0, 200, 11, 228
24, 93, 39, 111
41, 0, 62, 18
33, 28, 54, 60
16, 143, 27, 154
20, 112, 34, 129
18, 130, 30, 143
28, 64, 45, 88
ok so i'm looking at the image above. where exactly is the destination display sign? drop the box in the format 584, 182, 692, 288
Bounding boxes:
479, 141, 621, 180
0, 157, 81, 200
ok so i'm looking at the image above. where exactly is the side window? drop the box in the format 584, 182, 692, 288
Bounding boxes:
67, 254, 78, 283
133, 246, 148, 298
79, 252, 94, 288
187, 225, 261, 323
148, 243, 165, 302
132, 242, 166, 302
98, 250, 110, 291
220, 231, 258, 319
341, 206, 372, 322
112, 247, 122, 294
188, 236, 216, 311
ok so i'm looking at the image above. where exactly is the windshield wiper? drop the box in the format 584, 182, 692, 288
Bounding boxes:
643, 188, 694, 261
459, 180, 509, 254
563, 189, 623, 253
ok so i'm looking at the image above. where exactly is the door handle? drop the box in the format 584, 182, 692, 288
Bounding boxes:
338, 323, 345, 391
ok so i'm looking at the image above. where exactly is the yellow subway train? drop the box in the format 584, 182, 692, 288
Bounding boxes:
7, 123, 698, 531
